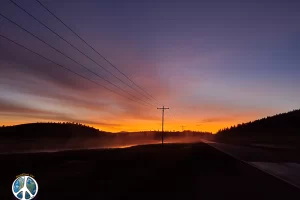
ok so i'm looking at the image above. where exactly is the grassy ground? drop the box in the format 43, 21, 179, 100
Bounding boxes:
1, 142, 300, 199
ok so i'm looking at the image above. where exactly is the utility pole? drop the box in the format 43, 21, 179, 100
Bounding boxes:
157, 106, 169, 146
181, 125, 186, 132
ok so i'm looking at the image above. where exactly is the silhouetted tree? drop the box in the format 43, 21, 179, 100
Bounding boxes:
217, 109, 300, 137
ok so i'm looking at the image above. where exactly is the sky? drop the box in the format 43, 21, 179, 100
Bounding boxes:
0, 0, 300, 133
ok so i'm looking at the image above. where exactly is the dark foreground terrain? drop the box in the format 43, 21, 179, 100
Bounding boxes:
1, 142, 300, 199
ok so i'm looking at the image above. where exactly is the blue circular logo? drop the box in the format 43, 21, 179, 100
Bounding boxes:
12, 175, 38, 200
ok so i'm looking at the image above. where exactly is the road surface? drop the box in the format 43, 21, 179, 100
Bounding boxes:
203, 140, 300, 188
1, 142, 300, 199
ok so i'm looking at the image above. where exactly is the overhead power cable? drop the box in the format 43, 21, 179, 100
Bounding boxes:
9, 0, 158, 106
0, 34, 149, 107
35, 0, 161, 105
0, 12, 156, 107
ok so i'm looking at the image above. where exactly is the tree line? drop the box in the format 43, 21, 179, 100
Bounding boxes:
217, 109, 300, 137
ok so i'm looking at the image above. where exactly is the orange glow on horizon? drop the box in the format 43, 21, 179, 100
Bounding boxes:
1, 118, 251, 134
1, 106, 276, 134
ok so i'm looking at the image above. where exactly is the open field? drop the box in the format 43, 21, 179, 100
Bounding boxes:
1, 142, 300, 199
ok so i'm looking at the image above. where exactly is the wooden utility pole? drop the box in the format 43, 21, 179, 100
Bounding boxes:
157, 106, 169, 145
181, 125, 186, 132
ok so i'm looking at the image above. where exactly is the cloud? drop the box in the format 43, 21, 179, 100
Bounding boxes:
0, 98, 121, 128
200, 118, 225, 123
0, 98, 54, 115
196, 116, 239, 125
1, 2, 296, 134
0, 43, 162, 130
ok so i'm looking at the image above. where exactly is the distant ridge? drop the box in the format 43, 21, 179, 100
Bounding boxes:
0, 122, 111, 139
217, 109, 300, 137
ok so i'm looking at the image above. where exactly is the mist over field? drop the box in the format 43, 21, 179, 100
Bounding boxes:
0, 123, 212, 153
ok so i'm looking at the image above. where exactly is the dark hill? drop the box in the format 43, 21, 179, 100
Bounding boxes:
217, 109, 300, 138
0, 122, 111, 139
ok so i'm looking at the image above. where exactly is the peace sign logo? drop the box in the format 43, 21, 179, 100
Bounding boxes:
12, 175, 38, 200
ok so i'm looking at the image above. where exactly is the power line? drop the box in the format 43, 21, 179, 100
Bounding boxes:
9, 0, 158, 106
163, 111, 176, 132
169, 107, 186, 123
0, 12, 154, 107
165, 108, 186, 131
35, 0, 161, 105
0, 34, 149, 107
167, 109, 177, 122
0, 12, 156, 107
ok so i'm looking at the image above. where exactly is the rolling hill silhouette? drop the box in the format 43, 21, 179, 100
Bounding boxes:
0, 122, 212, 140
0, 122, 211, 153
216, 109, 300, 144
0, 122, 111, 139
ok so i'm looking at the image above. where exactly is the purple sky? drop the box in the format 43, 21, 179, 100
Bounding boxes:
0, 0, 300, 132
